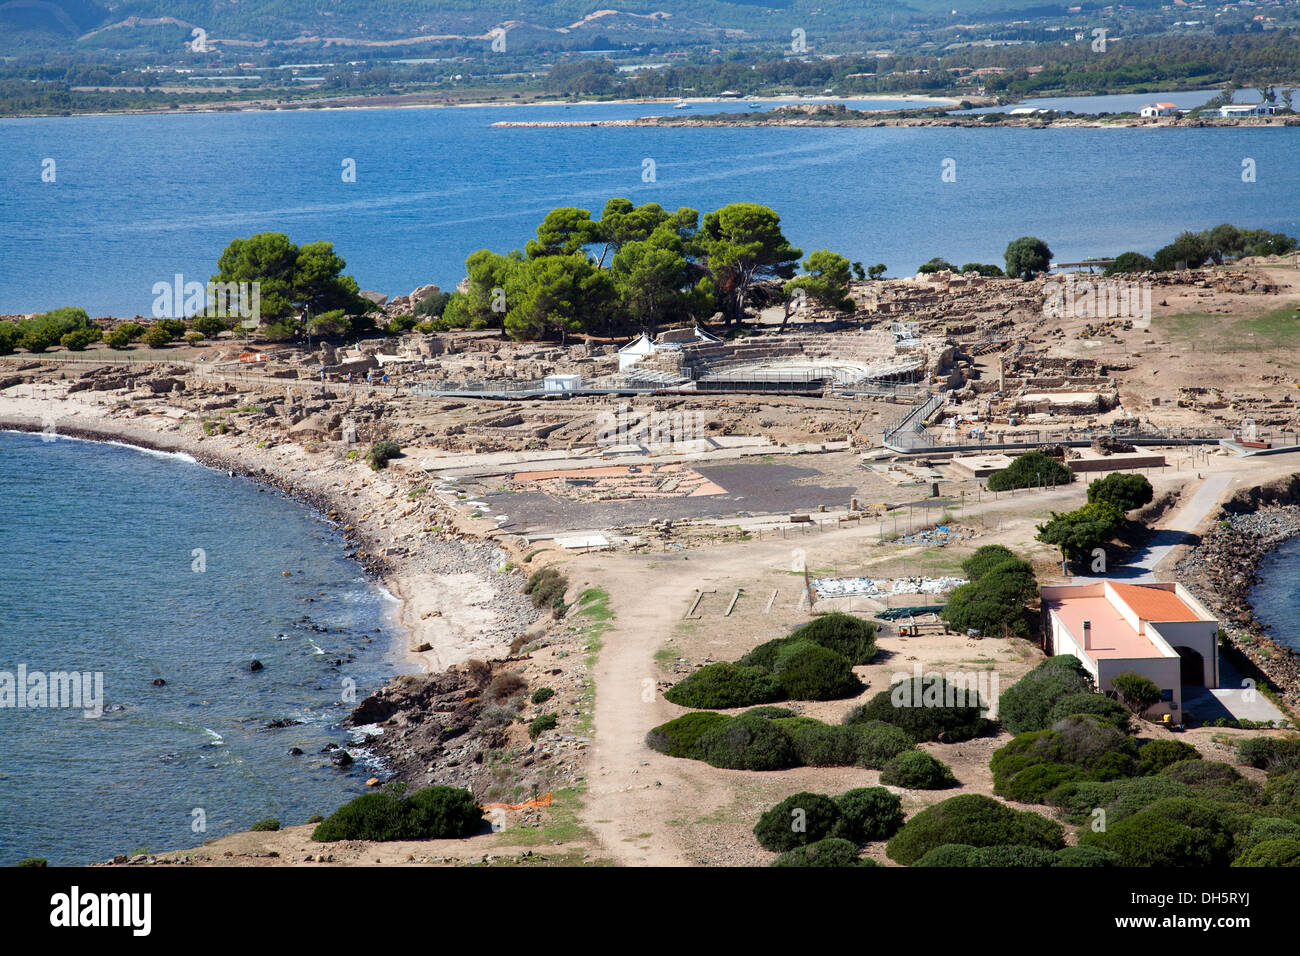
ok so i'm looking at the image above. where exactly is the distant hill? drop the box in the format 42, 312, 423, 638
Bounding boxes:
0, 0, 1117, 53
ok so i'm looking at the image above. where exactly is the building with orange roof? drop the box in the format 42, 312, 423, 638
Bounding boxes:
1040, 580, 1219, 723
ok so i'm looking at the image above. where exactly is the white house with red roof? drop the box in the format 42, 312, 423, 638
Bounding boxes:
1040, 581, 1219, 723
1140, 102, 1179, 118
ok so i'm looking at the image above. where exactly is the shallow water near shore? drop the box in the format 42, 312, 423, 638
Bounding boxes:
1250, 534, 1300, 655
0, 430, 403, 865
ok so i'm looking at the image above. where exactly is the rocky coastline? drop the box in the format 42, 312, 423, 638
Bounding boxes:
1177, 499, 1300, 714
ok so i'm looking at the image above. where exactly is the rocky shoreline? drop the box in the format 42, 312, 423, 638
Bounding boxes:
1176, 502, 1300, 714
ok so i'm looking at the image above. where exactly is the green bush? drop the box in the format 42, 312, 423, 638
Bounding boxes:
771, 640, 863, 701
312, 786, 483, 842
366, 440, 402, 470
1138, 740, 1202, 775
1087, 472, 1154, 512
998, 655, 1095, 734
940, 559, 1038, 639
645, 712, 731, 759
1264, 770, 1300, 814
60, 327, 101, 350
16, 857, 48, 867
992, 715, 1139, 801
960, 545, 1020, 581
847, 719, 917, 769
753, 792, 843, 851
772, 838, 879, 867
1079, 797, 1240, 866
1104, 776, 1197, 824
1233, 839, 1300, 867
963, 845, 1058, 867
1161, 759, 1242, 787
1238, 736, 1300, 774
913, 844, 977, 866
1242, 817, 1300, 850
250, 818, 281, 832
0, 323, 18, 355
788, 721, 860, 767
528, 712, 558, 739
663, 662, 783, 709
1054, 845, 1120, 867
849, 677, 990, 743
1044, 779, 1122, 824
886, 794, 1064, 865
987, 450, 1073, 492
1110, 672, 1162, 715
531, 687, 555, 705
1049, 692, 1132, 731
782, 612, 878, 665
105, 328, 132, 349
833, 787, 904, 842
880, 750, 957, 790
696, 713, 798, 771
742, 706, 797, 720
142, 325, 173, 348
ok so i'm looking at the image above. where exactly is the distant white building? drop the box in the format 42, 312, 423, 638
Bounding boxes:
1218, 103, 1277, 118
1140, 101, 1179, 118
616, 326, 721, 372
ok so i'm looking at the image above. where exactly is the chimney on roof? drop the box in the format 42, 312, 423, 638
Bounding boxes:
1082, 620, 1092, 650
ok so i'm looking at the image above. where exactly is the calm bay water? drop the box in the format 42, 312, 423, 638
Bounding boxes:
1, 100, 1298, 316
0, 431, 401, 865
1250, 535, 1300, 655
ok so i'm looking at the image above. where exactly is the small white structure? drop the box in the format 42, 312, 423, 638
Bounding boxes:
1218, 103, 1277, 118
1140, 101, 1178, 118
617, 333, 657, 372
543, 373, 582, 392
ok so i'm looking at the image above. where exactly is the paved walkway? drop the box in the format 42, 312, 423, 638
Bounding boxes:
1081, 473, 1233, 581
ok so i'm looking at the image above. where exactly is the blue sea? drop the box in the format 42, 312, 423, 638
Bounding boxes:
1, 99, 1298, 317
0, 430, 402, 866
1249, 535, 1300, 655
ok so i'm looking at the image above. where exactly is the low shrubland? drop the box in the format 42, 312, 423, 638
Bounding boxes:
311, 784, 484, 842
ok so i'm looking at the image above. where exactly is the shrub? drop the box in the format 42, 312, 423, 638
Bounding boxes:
645, 712, 731, 759
117, 321, 145, 341
1161, 759, 1241, 787
771, 838, 874, 867
783, 612, 878, 665
940, 559, 1038, 639
663, 662, 783, 709
743, 706, 797, 720
1110, 672, 1163, 716
105, 328, 132, 349
850, 677, 989, 743
964, 845, 1058, 867
913, 844, 977, 866
60, 327, 101, 350
193, 315, 228, 339
846, 719, 916, 769
366, 440, 402, 470
184, 331, 205, 344
886, 794, 1064, 865
0, 323, 18, 355
16, 857, 48, 867
531, 687, 555, 705
1104, 776, 1196, 824
696, 713, 798, 771
1138, 740, 1202, 775
881, 750, 958, 790
250, 818, 281, 832
961, 545, 1020, 581
1238, 736, 1300, 774
1104, 251, 1156, 276
1044, 780, 1122, 824
1048, 692, 1132, 731
1264, 770, 1300, 814
528, 712, 558, 739
1079, 797, 1239, 866
789, 722, 860, 767
1036, 501, 1124, 562
1087, 472, 1154, 512
753, 792, 843, 851
1054, 845, 1120, 867
312, 786, 483, 842
987, 450, 1073, 492
524, 567, 568, 612
486, 671, 526, 701
998, 655, 1095, 734
1242, 817, 1300, 850
833, 787, 905, 842
991, 716, 1140, 801
142, 325, 173, 348
771, 640, 863, 701
1233, 839, 1300, 867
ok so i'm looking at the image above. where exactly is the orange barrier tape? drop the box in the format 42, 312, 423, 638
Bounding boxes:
481, 792, 552, 811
